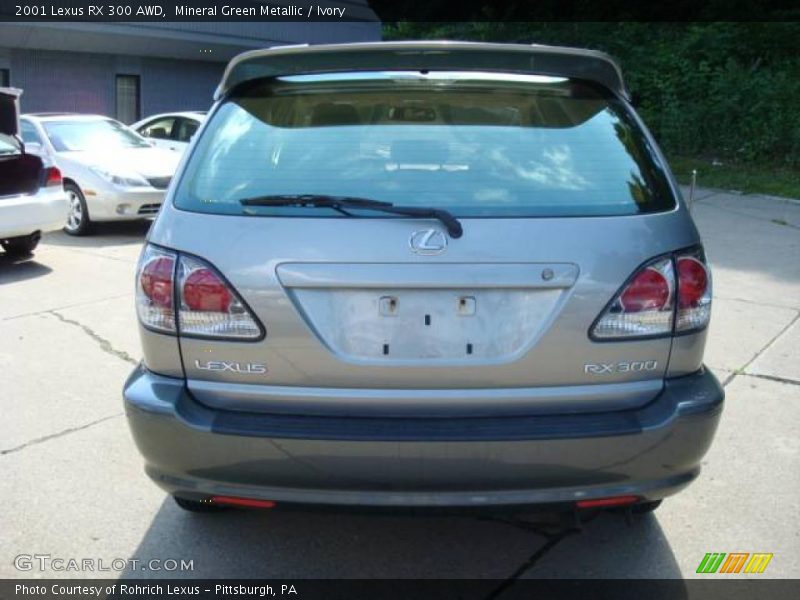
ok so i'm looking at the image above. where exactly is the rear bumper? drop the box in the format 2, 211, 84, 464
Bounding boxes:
0, 190, 68, 239
123, 367, 723, 507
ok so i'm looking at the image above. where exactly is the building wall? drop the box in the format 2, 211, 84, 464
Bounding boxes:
0, 17, 381, 122
140, 58, 225, 115
7, 49, 225, 118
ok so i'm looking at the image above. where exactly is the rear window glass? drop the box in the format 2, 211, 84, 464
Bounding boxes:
174, 74, 675, 218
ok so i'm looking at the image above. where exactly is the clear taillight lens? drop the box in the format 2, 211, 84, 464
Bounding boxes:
675, 251, 712, 332
135, 245, 176, 333
591, 257, 675, 339
177, 254, 261, 339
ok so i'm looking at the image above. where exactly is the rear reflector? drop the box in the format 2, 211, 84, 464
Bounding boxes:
576, 495, 639, 509
211, 496, 276, 509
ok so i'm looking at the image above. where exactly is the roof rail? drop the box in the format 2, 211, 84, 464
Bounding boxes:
215, 41, 628, 101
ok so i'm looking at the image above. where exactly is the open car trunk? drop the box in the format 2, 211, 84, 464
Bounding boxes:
0, 87, 43, 198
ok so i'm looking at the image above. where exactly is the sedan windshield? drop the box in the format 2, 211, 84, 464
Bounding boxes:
174, 73, 675, 218
43, 119, 150, 152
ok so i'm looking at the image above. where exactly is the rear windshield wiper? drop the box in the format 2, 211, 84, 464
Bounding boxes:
239, 194, 463, 239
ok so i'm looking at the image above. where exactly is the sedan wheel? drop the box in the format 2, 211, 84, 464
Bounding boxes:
63, 184, 91, 236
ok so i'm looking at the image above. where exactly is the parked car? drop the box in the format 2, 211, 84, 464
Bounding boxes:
131, 111, 206, 153
124, 42, 723, 515
20, 114, 181, 235
0, 88, 67, 257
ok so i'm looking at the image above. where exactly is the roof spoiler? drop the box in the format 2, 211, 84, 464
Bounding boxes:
214, 41, 629, 101
0, 86, 22, 138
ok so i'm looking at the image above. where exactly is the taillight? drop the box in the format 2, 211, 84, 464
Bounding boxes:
45, 166, 63, 187
135, 244, 262, 340
619, 268, 670, 312
177, 254, 261, 339
136, 245, 176, 333
591, 257, 675, 339
675, 252, 712, 332
590, 248, 712, 340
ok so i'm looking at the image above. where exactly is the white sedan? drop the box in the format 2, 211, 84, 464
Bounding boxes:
21, 114, 181, 236
132, 111, 206, 153
1, 88, 67, 256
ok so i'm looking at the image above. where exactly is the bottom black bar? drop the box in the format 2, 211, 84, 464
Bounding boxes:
2, 580, 799, 600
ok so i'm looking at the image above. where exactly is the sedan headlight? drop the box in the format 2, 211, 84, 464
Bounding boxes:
89, 167, 149, 189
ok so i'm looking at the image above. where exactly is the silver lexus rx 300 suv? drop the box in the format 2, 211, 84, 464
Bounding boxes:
124, 42, 723, 514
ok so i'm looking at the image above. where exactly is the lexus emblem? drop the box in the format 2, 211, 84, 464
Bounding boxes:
409, 229, 447, 255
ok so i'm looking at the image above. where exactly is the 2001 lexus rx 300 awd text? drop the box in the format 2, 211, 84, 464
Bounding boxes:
123, 42, 723, 515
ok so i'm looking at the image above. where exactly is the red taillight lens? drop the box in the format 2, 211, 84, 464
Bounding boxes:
177, 254, 262, 339
677, 257, 708, 308
619, 268, 670, 312
140, 256, 174, 308
183, 268, 232, 312
45, 166, 62, 187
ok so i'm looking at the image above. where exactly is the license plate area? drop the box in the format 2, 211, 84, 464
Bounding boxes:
289, 287, 564, 362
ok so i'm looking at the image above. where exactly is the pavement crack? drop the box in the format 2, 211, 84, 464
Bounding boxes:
741, 372, 800, 387
1, 413, 123, 456
725, 311, 800, 388
485, 536, 566, 598
479, 513, 588, 598
2, 294, 131, 322
49, 310, 138, 365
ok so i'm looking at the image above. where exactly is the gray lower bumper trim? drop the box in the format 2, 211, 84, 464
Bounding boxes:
124, 366, 723, 442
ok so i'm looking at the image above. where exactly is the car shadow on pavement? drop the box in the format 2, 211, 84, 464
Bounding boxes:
43, 221, 151, 248
121, 499, 684, 582
0, 254, 53, 282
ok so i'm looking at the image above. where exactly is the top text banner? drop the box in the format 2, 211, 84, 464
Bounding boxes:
2, 0, 800, 22
0, 0, 376, 22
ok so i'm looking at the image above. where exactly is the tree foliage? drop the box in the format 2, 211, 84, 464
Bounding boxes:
384, 22, 800, 165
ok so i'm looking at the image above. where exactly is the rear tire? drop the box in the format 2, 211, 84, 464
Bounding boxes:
63, 183, 92, 236
1, 232, 41, 257
173, 496, 226, 513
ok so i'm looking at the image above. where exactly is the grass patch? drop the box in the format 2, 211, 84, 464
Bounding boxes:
668, 156, 800, 200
